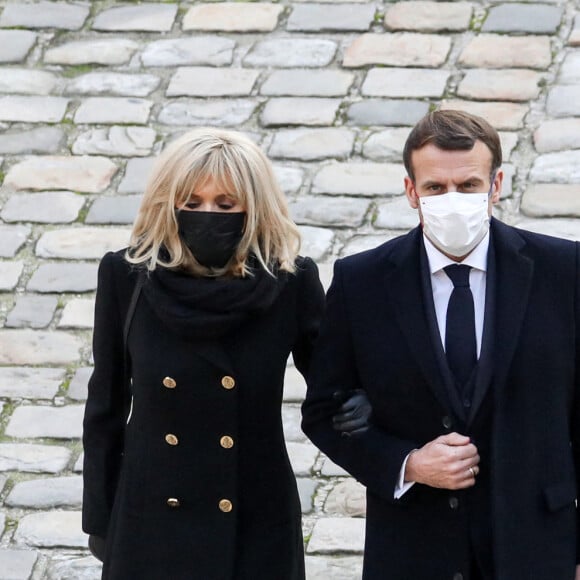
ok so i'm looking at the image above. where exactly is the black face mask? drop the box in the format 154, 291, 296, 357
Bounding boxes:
177, 211, 246, 268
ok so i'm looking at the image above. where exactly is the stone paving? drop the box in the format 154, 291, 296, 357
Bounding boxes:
0, 0, 579, 577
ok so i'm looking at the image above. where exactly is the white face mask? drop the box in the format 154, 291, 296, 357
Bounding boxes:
419, 192, 490, 258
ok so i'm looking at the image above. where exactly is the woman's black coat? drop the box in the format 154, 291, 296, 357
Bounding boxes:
82, 251, 325, 580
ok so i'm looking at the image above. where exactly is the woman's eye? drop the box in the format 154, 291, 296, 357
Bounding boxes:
184, 202, 199, 209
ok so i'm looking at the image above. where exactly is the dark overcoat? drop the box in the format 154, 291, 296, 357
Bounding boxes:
302, 219, 580, 580
82, 250, 324, 580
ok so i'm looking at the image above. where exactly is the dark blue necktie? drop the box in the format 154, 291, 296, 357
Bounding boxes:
444, 264, 477, 387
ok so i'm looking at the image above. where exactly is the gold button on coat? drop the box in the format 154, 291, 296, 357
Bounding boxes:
220, 435, 234, 449
165, 434, 179, 446
221, 376, 235, 389
163, 377, 176, 389
167, 498, 180, 508
219, 499, 233, 512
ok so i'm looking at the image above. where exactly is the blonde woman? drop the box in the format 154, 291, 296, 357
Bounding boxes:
82, 129, 369, 580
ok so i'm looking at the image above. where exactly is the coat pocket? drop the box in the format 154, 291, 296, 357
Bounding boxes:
543, 480, 577, 512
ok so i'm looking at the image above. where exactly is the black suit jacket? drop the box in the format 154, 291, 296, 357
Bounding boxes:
302, 219, 580, 580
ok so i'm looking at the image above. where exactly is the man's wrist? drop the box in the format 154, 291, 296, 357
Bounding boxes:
404, 449, 419, 483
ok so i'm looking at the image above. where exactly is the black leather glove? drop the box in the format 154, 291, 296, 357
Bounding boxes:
332, 389, 372, 436
88, 534, 106, 562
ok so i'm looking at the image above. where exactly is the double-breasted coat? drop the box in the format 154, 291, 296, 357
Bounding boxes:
82, 250, 324, 579
302, 219, 580, 580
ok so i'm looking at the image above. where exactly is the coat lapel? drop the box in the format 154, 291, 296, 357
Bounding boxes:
192, 340, 235, 375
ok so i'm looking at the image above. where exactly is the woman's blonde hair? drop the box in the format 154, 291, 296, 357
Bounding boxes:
126, 128, 301, 276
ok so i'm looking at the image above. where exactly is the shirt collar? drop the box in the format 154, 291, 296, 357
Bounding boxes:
423, 230, 489, 275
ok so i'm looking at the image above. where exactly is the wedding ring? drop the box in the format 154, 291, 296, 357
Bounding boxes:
469, 467, 476, 478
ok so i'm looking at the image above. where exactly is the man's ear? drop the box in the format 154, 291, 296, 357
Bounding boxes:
490, 169, 504, 204
404, 176, 419, 209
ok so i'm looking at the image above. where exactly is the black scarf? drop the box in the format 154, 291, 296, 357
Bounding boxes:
141, 261, 288, 340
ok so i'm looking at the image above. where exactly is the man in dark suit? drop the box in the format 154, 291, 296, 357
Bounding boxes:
302, 110, 580, 580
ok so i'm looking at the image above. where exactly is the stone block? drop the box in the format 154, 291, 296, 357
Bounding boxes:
305, 556, 364, 580
0, 2, 89, 30
35, 228, 130, 259
458, 34, 552, 69
0, 30, 36, 63
260, 69, 354, 97
300, 226, 335, 261
93, 4, 177, 32
343, 33, 450, 67
312, 162, 406, 196
521, 184, 580, 217
0, 96, 68, 123
347, 99, 429, 126
375, 196, 419, 230
0, 549, 38, 580
272, 165, 304, 194
7, 476, 83, 508
74, 97, 152, 125
68, 367, 92, 401
0, 330, 83, 365
297, 478, 317, 514
282, 405, 307, 442
0, 367, 63, 398
290, 196, 370, 227
5, 156, 117, 193
118, 157, 155, 194
307, 517, 365, 553
483, 4, 563, 34
362, 128, 411, 160
500, 132, 519, 161
325, 478, 367, 516
58, 298, 95, 329
557, 50, 580, 84
73, 126, 156, 158
47, 555, 103, 579
530, 151, 580, 183
66, 73, 160, 97
27, 263, 98, 293
244, 39, 337, 68
158, 99, 257, 127
183, 3, 282, 32
86, 194, 142, 224
6, 404, 84, 439
547, 86, 580, 117
287, 4, 375, 31
570, 15, 580, 46
287, 441, 319, 476
260, 98, 340, 126
0, 443, 71, 473
140, 37, 234, 67
385, 1, 471, 31
0, 127, 64, 155
269, 128, 355, 161
44, 38, 138, 65
513, 218, 580, 241
283, 365, 306, 401
167, 67, 259, 97
0, 225, 30, 258
458, 69, 542, 101
1, 191, 84, 223
440, 100, 528, 130
534, 118, 580, 153
362, 68, 449, 98
341, 234, 398, 256
15, 511, 85, 548
0, 68, 57, 95
0, 261, 23, 291
5, 296, 59, 329
74, 452, 84, 472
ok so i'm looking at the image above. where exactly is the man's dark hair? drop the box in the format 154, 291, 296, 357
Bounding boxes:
403, 109, 502, 182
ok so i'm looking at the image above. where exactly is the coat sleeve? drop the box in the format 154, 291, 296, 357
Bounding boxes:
82, 252, 131, 536
291, 257, 325, 378
574, 242, 580, 562
301, 258, 417, 503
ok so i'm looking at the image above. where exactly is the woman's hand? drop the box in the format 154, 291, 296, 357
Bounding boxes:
332, 389, 372, 436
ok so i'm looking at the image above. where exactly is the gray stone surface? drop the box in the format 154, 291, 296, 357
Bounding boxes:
272, 165, 304, 194
260, 69, 354, 97
0, 127, 64, 155
14, 511, 85, 548
67, 367, 92, 401
0, 30, 37, 63
1, 191, 84, 223
440, 100, 528, 130
297, 477, 318, 514
287, 441, 319, 476
0, 68, 57, 95
74, 452, 84, 472
0, 367, 63, 398
66, 73, 160, 97
0, 96, 68, 123
118, 157, 155, 194
183, 3, 283, 32
7, 476, 82, 508
458, 69, 542, 101
521, 184, 580, 217
362, 128, 410, 160
287, 4, 375, 31
325, 478, 367, 517
244, 39, 337, 68
283, 364, 307, 401
140, 37, 235, 67
534, 118, 580, 153
74, 97, 152, 125
58, 298, 95, 329
86, 194, 142, 224
0, 549, 38, 579
158, 99, 257, 127
375, 196, 420, 230
93, 4, 177, 32
0, 444, 71, 473
482, 3, 563, 34
546, 86, 580, 117
27, 263, 98, 293
44, 39, 139, 65
514, 218, 580, 241
261, 98, 340, 126
5, 296, 59, 330
0, 225, 30, 258
269, 129, 355, 160
6, 405, 84, 439
299, 226, 335, 261
0, 331, 83, 365
0, 261, 23, 291
305, 556, 363, 580
290, 196, 370, 227
72, 127, 156, 157
167, 67, 259, 97
530, 151, 580, 183
347, 99, 429, 126
558, 50, 580, 84
46, 555, 102, 580
0, 2, 89, 30
35, 228, 130, 259
362, 68, 449, 98
307, 517, 366, 553
385, 1, 472, 31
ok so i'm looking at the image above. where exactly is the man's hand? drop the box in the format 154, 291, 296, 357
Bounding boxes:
405, 432, 480, 490
575, 564, 580, 580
